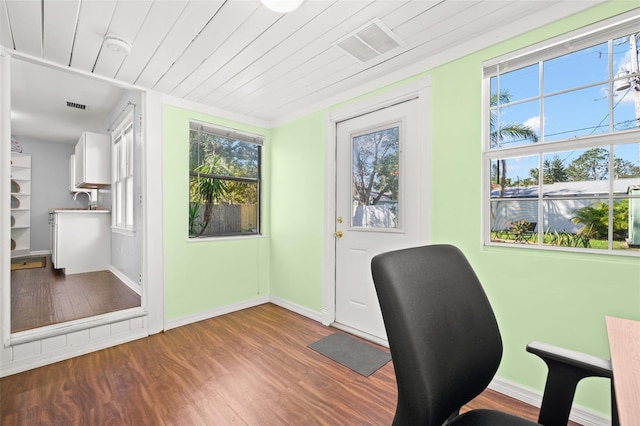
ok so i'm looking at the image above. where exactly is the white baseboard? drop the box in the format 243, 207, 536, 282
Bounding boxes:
29, 250, 51, 256
269, 296, 323, 323
267, 298, 611, 424
489, 376, 610, 426
109, 266, 141, 295
268, 297, 611, 425
165, 296, 270, 330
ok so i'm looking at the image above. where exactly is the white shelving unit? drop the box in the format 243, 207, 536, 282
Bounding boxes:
10, 152, 31, 257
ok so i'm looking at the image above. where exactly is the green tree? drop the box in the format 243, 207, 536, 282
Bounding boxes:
189, 131, 230, 236
352, 127, 399, 206
571, 199, 629, 240
614, 157, 640, 178
520, 177, 534, 186
189, 131, 261, 236
566, 148, 608, 181
190, 155, 228, 236
566, 148, 640, 181
543, 156, 567, 183
490, 90, 539, 196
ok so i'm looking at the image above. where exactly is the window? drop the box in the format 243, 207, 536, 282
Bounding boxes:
112, 111, 135, 232
189, 121, 262, 238
352, 125, 400, 229
483, 17, 640, 255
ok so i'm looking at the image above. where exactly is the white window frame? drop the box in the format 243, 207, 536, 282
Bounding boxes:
111, 111, 135, 235
482, 13, 640, 257
188, 120, 263, 239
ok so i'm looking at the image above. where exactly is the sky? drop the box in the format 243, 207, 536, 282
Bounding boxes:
489, 33, 640, 184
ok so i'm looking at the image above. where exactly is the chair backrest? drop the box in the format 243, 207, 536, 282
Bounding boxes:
371, 244, 503, 425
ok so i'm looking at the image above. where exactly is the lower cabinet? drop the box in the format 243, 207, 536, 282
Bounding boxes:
51, 211, 111, 274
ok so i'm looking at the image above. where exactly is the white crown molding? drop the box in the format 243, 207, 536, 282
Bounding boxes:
5, 49, 143, 93
163, 93, 271, 130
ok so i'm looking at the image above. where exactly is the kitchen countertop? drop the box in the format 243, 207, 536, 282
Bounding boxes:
50, 208, 111, 214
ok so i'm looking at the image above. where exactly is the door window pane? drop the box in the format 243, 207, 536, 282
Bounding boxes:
351, 126, 399, 229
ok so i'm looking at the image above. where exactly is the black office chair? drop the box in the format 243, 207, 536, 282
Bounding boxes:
370, 244, 617, 426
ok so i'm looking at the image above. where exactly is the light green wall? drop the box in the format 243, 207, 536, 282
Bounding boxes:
269, 112, 326, 311
163, 106, 271, 320
269, 2, 640, 416
428, 3, 640, 414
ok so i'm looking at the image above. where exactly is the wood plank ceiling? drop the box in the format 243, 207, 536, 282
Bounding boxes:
1, 0, 606, 126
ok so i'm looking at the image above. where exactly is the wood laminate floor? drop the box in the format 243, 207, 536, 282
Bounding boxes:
10, 258, 141, 333
0, 304, 579, 425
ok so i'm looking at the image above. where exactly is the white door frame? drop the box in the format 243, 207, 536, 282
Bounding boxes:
0, 50, 165, 367
322, 76, 432, 329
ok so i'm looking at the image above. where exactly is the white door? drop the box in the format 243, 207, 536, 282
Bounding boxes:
334, 99, 423, 341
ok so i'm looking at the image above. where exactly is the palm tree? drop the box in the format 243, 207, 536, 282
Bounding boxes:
572, 199, 629, 240
490, 90, 539, 196
190, 155, 228, 236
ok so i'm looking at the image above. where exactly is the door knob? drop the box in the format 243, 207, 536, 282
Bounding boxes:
334, 230, 343, 238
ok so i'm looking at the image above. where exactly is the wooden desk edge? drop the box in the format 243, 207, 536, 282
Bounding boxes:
606, 316, 640, 425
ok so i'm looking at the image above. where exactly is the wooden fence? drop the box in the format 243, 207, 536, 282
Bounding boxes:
195, 204, 258, 235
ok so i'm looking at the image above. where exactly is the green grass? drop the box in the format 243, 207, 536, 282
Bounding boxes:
491, 232, 637, 251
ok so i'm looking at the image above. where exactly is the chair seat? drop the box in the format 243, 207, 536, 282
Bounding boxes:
448, 409, 539, 426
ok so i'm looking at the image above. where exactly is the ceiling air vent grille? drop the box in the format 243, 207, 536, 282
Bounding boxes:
66, 101, 86, 110
335, 19, 403, 63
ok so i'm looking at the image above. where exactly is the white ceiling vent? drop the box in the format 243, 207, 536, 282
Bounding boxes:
335, 19, 403, 63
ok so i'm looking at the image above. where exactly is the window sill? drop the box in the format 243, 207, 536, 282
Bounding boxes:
483, 240, 640, 258
187, 233, 263, 243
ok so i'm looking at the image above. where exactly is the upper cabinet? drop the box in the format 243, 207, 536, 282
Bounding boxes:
69, 154, 84, 193
75, 131, 111, 189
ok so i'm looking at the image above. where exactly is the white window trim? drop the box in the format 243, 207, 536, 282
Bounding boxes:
111, 110, 135, 233
188, 121, 264, 238
483, 11, 640, 77
481, 13, 640, 257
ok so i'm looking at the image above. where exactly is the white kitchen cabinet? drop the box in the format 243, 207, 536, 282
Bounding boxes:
75, 131, 111, 189
10, 153, 31, 257
51, 210, 111, 274
69, 154, 83, 192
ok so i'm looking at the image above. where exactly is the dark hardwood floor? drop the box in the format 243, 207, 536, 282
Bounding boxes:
10, 257, 141, 332
1, 303, 577, 425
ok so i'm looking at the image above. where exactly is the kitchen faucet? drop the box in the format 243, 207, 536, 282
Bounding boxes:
73, 191, 92, 209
